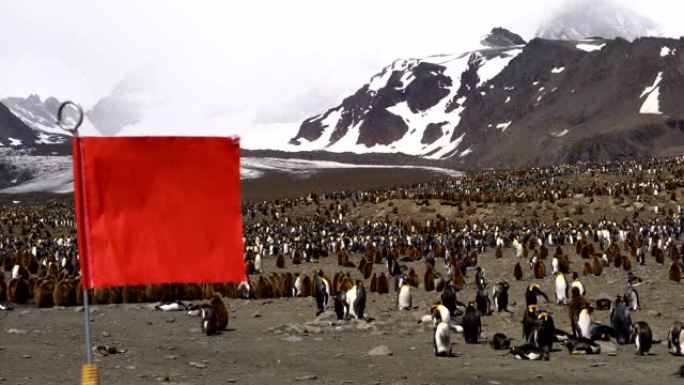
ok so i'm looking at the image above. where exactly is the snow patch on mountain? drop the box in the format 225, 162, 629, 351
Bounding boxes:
639, 71, 663, 114
576, 43, 606, 52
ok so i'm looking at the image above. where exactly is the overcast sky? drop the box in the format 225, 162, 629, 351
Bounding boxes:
1, 0, 682, 148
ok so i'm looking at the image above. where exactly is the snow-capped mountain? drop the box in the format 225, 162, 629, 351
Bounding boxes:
290, 27, 684, 168
536, 0, 662, 41
0, 101, 39, 148
0, 95, 74, 153
290, 28, 526, 160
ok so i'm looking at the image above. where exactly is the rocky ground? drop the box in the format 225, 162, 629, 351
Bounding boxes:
3, 241, 684, 385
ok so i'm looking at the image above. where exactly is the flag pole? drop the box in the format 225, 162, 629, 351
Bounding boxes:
57, 101, 99, 385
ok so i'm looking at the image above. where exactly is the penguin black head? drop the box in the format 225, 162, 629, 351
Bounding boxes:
572, 272, 579, 280
571, 286, 581, 298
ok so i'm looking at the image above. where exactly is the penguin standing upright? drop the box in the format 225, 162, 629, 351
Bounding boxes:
631, 321, 653, 355
200, 307, 217, 336
210, 293, 229, 331
513, 263, 523, 281
668, 321, 684, 356
525, 284, 549, 306
398, 277, 412, 311
475, 267, 486, 287
352, 280, 366, 319
461, 302, 482, 344
441, 282, 458, 315
475, 283, 491, 316
493, 281, 510, 312
574, 304, 593, 339
571, 272, 586, 296
610, 296, 633, 344
530, 311, 556, 357
431, 303, 451, 327
555, 272, 568, 305
332, 291, 347, 320
433, 306, 453, 357
522, 305, 539, 341
314, 271, 329, 316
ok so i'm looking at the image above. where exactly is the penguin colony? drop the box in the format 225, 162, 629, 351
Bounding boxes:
3, 156, 684, 372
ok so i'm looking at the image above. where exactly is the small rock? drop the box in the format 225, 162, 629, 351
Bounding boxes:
164, 355, 178, 360
295, 374, 318, 381
102, 331, 110, 337
489, 381, 501, 385
252, 312, 261, 318
368, 345, 392, 356
125, 366, 136, 370
189, 361, 206, 369
305, 326, 322, 334
227, 379, 237, 383
20, 355, 31, 359
166, 318, 175, 323
284, 335, 303, 342
7, 328, 26, 334
596, 341, 617, 356
74, 307, 84, 313
647, 310, 661, 317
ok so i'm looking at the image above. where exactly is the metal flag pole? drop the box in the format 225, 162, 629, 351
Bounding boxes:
57, 101, 99, 385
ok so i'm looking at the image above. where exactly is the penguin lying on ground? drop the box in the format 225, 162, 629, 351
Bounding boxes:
510, 344, 548, 360
155, 300, 189, 311
563, 336, 601, 355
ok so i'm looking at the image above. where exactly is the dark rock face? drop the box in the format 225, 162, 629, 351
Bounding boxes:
0, 102, 39, 147
481, 27, 527, 48
422, 123, 447, 145
405, 62, 452, 112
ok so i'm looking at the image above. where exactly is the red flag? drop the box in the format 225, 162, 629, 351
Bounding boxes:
73, 136, 245, 289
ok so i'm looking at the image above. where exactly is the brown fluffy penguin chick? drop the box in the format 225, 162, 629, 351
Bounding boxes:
276, 254, 285, 269
300, 275, 313, 297
53, 279, 74, 307
622, 256, 632, 271
377, 273, 389, 294
451, 266, 466, 290
533, 260, 545, 279
210, 293, 229, 330
108, 287, 123, 304
592, 257, 603, 276
582, 262, 593, 276
122, 285, 145, 303
424, 266, 435, 292
513, 262, 523, 281
369, 273, 378, 293
362, 261, 373, 279
8, 278, 30, 304
495, 246, 503, 259
35, 279, 55, 308
669, 262, 682, 283
407, 268, 420, 288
